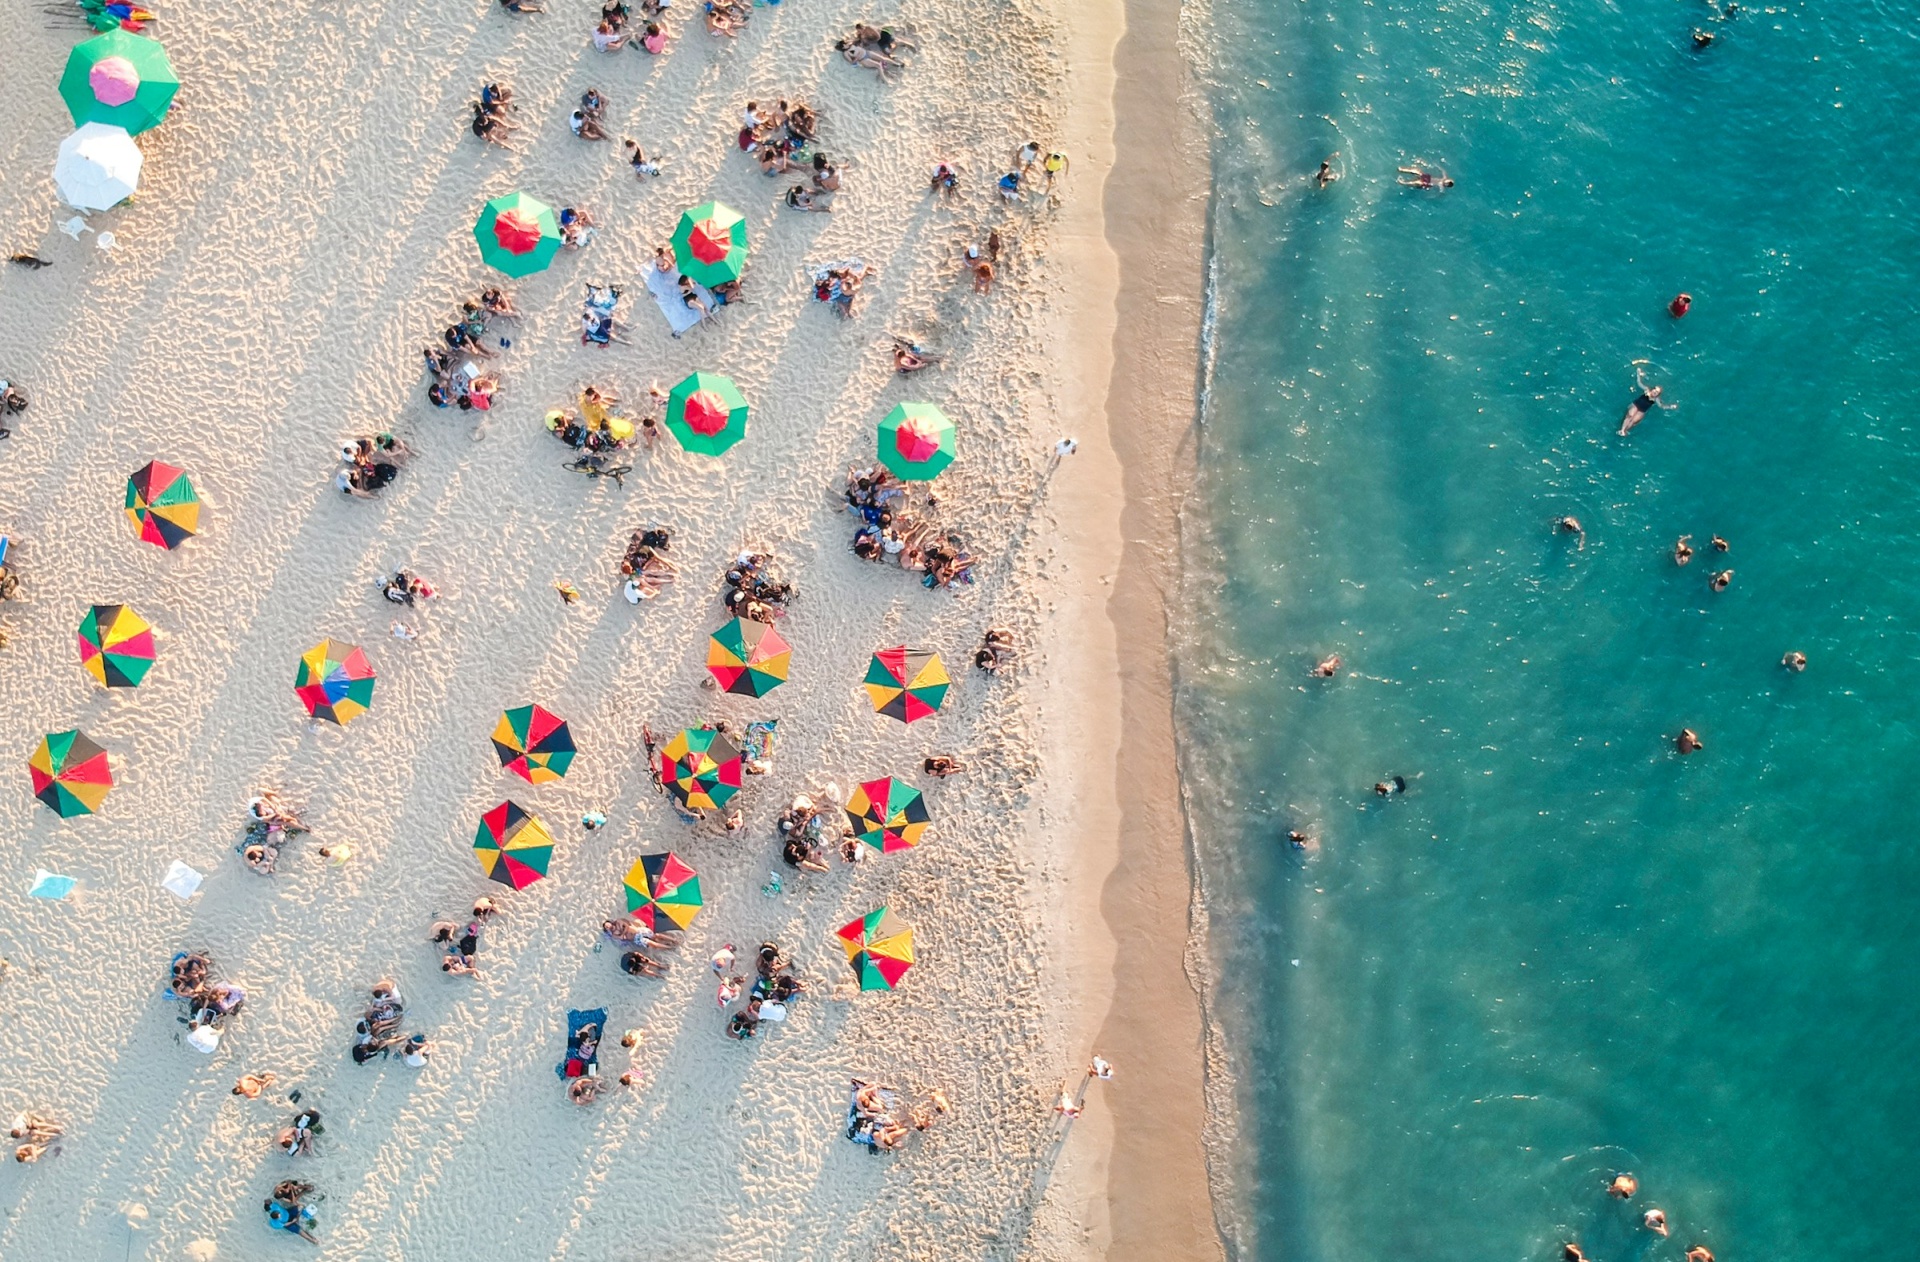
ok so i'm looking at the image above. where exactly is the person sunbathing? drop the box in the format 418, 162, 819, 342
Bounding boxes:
622, 950, 668, 978
10, 1114, 61, 1143
786, 185, 832, 213
705, 2, 742, 37
499, 0, 546, 12
231, 1072, 276, 1099
758, 145, 804, 177
930, 161, 959, 196
924, 754, 965, 777
836, 40, 901, 81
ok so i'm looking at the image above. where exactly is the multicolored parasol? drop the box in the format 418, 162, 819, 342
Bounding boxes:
863, 647, 950, 724
663, 371, 749, 456
293, 639, 375, 725
669, 200, 749, 287
124, 460, 199, 549
58, 30, 177, 134
491, 704, 575, 784
877, 402, 956, 481
706, 617, 790, 697
473, 800, 555, 889
845, 777, 931, 854
622, 851, 703, 931
659, 727, 743, 811
76, 603, 156, 688
28, 730, 114, 818
837, 906, 915, 991
473, 191, 563, 277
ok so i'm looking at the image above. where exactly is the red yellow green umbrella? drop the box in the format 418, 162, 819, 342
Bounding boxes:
491, 704, 575, 784
76, 603, 155, 688
474, 191, 563, 277
664, 371, 749, 456
845, 777, 931, 854
877, 402, 956, 481
659, 728, 742, 811
124, 460, 200, 550
863, 647, 950, 724
837, 906, 915, 991
293, 639, 375, 725
622, 851, 703, 931
29, 730, 114, 818
669, 200, 748, 286
474, 800, 555, 889
706, 618, 790, 697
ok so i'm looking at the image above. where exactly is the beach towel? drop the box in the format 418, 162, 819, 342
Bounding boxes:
555, 1007, 608, 1079
645, 265, 714, 336
744, 720, 777, 764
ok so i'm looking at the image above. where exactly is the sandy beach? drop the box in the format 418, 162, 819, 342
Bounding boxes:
0, 0, 1215, 1257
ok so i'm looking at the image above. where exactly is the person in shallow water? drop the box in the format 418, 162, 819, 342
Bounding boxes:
1619, 365, 1675, 436
1373, 776, 1407, 796
1608, 1173, 1638, 1199
1675, 730, 1703, 755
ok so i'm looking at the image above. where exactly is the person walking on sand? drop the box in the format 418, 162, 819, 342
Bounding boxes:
1047, 437, 1077, 473
1087, 1056, 1114, 1081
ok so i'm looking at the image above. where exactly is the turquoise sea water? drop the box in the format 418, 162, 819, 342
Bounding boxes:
1179, 3, 1920, 1258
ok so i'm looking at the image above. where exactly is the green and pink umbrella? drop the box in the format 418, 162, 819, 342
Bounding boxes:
877, 402, 956, 481
473, 191, 562, 277
669, 200, 748, 287
664, 371, 748, 456
59, 30, 177, 135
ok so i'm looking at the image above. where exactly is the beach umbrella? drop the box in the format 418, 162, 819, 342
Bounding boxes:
473, 799, 555, 889
76, 603, 156, 688
663, 371, 748, 456
837, 906, 915, 992
863, 647, 950, 724
54, 122, 143, 211
491, 704, 575, 784
622, 851, 703, 931
59, 30, 178, 134
845, 776, 931, 854
669, 200, 748, 287
293, 639, 375, 725
659, 727, 742, 811
877, 403, 956, 482
28, 730, 114, 818
123, 460, 199, 549
706, 617, 790, 697
473, 191, 563, 278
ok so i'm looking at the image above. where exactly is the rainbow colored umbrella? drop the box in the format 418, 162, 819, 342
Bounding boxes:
29, 730, 114, 818
293, 639, 375, 725
59, 30, 177, 134
659, 728, 742, 811
492, 704, 575, 784
863, 647, 949, 724
669, 200, 748, 287
706, 618, 790, 697
124, 461, 199, 550
474, 800, 555, 889
622, 851, 703, 931
845, 777, 931, 854
837, 906, 915, 992
473, 191, 563, 278
664, 371, 748, 456
877, 403, 956, 481
76, 603, 156, 688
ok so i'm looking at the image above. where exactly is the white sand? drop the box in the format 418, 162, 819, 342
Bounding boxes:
0, 0, 1150, 1256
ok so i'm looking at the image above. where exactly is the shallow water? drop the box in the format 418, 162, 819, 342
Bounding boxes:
1178, 2, 1920, 1258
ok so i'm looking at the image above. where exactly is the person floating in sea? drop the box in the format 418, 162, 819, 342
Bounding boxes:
1397, 164, 1453, 190
1644, 1208, 1670, 1237
1311, 654, 1341, 678
1675, 730, 1703, 755
1669, 292, 1692, 318
1608, 1172, 1638, 1199
1782, 650, 1807, 671
1619, 363, 1675, 436
1711, 535, 1729, 553
1374, 776, 1407, 797
1314, 154, 1339, 187
1684, 1247, 1715, 1262
1673, 534, 1694, 566
1710, 569, 1733, 593
1557, 516, 1585, 549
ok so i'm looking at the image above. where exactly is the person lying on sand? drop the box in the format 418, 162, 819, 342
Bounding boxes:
836, 40, 902, 81
621, 950, 668, 979
851, 22, 914, 54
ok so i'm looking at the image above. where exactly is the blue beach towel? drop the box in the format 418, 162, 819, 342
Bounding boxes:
555, 1007, 608, 1079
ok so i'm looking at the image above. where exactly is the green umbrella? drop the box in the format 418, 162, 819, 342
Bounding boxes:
670, 201, 749, 287
473, 191, 563, 278
877, 403, 956, 481
59, 31, 178, 135
664, 372, 749, 456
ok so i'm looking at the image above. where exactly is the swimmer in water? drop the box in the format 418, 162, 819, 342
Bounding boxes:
1563, 1246, 1588, 1262
1286, 829, 1320, 856
1619, 365, 1675, 436
1608, 1172, 1639, 1199
1644, 1209, 1670, 1237
1711, 535, 1729, 552
1675, 730, 1703, 755
1373, 776, 1408, 797
1311, 654, 1342, 677
1314, 155, 1339, 187
1782, 650, 1807, 671
1557, 516, 1585, 549
1692, 28, 1714, 49
1669, 292, 1692, 317
1397, 164, 1453, 190
1684, 1247, 1715, 1262
1710, 569, 1733, 592
1673, 534, 1694, 565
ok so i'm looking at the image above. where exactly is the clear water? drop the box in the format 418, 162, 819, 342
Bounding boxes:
1179, 2, 1920, 1258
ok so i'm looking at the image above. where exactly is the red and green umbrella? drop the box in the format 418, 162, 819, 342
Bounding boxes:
706, 617, 790, 697
474, 800, 555, 889
877, 402, 956, 481
491, 704, 575, 784
669, 200, 748, 287
59, 30, 177, 135
845, 777, 931, 854
474, 191, 563, 277
29, 730, 114, 818
124, 460, 200, 550
623, 851, 703, 931
294, 639, 375, 725
664, 371, 748, 456
659, 728, 742, 811
863, 647, 950, 724
77, 603, 156, 688
837, 906, 915, 991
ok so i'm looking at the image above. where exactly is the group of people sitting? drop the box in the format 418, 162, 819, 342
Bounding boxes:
168, 951, 246, 1053
973, 627, 1016, 674
650, 246, 741, 318
891, 336, 940, 373
722, 552, 793, 623
275, 1106, 324, 1157
704, 0, 752, 38
846, 1077, 952, 1153
722, 941, 807, 1040
11, 1112, 62, 1165
546, 382, 657, 455
423, 286, 515, 411
581, 282, 625, 346
593, 0, 669, 53
835, 22, 914, 82
334, 432, 412, 499
775, 789, 850, 872
430, 897, 498, 975
0, 376, 25, 440
621, 525, 677, 602
379, 568, 438, 607
349, 979, 433, 1066
812, 259, 871, 318
571, 88, 611, 141
470, 81, 520, 149
240, 791, 308, 876
263, 1179, 321, 1243
601, 914, 682, 979
846, 466, 976, 587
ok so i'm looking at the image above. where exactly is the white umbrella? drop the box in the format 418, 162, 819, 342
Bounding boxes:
53, 122, 142, 211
